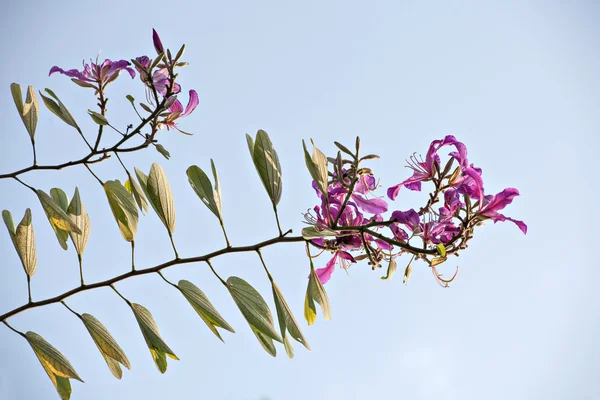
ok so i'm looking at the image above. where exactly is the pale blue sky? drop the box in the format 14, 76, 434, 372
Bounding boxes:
1, 1, 599, 399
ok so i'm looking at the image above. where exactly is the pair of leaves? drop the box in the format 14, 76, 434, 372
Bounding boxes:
186, 160, 223, 222
304, 259, 331, 326
10, 83, 38, 139
80, 313, 130, 379
37, 189, 81, 250
246, 130, 282, 206
226, 276, 282, 356
2, 209, 37, 276
124, 177, 149, 215
25, 331, 83, 400
103, 181, 138, 242
302, 139, 329, 196
130, 303, 178, 373
272, 281, 310, 358
135, 164, 176, 234
38, 88, 81, 134
67, 188, 90, 256
178, 280, 234, 342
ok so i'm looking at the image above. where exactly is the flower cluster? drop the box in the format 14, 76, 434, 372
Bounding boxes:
49, 29, 198, 134
304, 135, 526, 287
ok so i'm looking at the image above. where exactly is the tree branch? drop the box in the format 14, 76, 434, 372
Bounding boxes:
0, 232, 305, 323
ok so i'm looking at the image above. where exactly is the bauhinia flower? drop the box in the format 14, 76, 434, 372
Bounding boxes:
476, 188, 527, 234
387, 135, 464, 200
134, 56, 181, 96
160, 90, 199, 134
49, 59, 135, 88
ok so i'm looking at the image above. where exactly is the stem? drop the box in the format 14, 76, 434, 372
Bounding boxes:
256, 249, 273, 281
272, 203, 283, 236
93, 88, 107, 151
77, 254, 85, 286
110, 284, 131, 305
219, 219, 231, 247
206, 259, 227, 286
131, 240, 136, 271
156, 271, 178, 289
114, 152, 131, 177
2, 321, 26, 339
84, 164, 104, 185
0, 234, 305, 322
31, 138, 37, 166
168, 232, 179, 259
13, 177, 36, 193
26, 275, 32, 303
60, 301, 82, 319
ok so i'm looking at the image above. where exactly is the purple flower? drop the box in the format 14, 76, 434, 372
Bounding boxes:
315, 251, 356, 284
387, 135, 463, 200
134, 56, 181, 96
477, 188, 527, 234
49, 59, 135, 87
162, 90, 199, 133
153, 29, 164, 54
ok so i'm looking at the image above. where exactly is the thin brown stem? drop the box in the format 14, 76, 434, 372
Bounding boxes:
77, 254, 84, 286
2, 320, 26, 339
206, 259, 227, 286
26, 275, 32, 303
0, 234, 306, 322
84, 164, 103, 186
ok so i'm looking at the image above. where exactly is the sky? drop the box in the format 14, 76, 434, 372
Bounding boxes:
0, 1, 599, 399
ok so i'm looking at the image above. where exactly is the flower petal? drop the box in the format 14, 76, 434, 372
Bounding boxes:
315, 254, 338, 284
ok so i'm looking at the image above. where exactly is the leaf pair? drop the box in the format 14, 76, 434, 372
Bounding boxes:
135, 164, 176, 234
25, 331, 83, 400
302, 139, 329, 196
2, 209, 37, 276
104, 180, 138, 242
186, 160, 223, 222
272, 281, 310, 358
304, 259, 331, 326
130, 303, 178, 373
246, 130, 282, 206
37, 189, 82, 250
226, 276, 282, 356
178, 280, 234, 342
39, 88, 81, 134
80, 313, 130, 379
10, 83, 38, 139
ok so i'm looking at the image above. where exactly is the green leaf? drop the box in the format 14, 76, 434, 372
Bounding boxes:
186, 164, 221, 220
178, 280, 235, 342
67, 188, 90, 256
81, 314, 131, 379
124, 178, 149, 214
226, 276, 282, 356
304, 259, 331, 325
37, 190, 81, 250
130, 303, 178, 373
50, 188, 69, 213
272, 281, 310, 358
145, 163, 176, 233
103, 180, 138, 242
381, 258, 397, 281
155, 144, 170, 160
125, 95, 135, 104
3, 209, 37, 277
302, 139, 329, 196
301, 226, 338, 239
87, 110, 109, 125
11, 83, 38, 139
246, 130, 282, 206
39, 88, 81, 133
26, 331, 83, 400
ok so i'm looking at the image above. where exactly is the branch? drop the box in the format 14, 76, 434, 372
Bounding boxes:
0, 232, 305, 323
